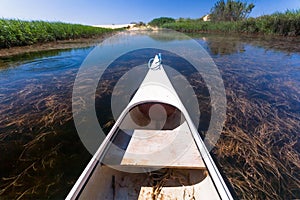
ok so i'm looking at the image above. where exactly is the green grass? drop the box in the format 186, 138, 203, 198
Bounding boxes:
161, 9, 300, 36
162, 20, 241, 33
0, 19, 117, 48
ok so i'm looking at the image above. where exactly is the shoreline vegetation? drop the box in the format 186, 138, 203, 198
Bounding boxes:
0, 19, 120, 48
0, 34, 114, 58
151, 9, 300, 36
0, 7, 299, 57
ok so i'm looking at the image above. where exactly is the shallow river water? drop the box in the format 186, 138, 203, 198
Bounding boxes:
0, 31, 299, 199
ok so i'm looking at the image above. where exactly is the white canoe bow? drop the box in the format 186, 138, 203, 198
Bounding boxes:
66, 54, 233, 200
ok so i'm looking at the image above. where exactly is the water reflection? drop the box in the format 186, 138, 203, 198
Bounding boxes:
147, 30, 192, 41
193, 33, 300, 55
202, 36, 246, 55
0, 48, 92, 69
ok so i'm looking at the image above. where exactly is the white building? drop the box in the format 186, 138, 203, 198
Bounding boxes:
203, 14, 211, 22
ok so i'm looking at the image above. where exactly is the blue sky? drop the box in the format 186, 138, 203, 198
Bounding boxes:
0, 0, 299, 25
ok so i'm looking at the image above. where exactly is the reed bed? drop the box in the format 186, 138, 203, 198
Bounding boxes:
0, 19, 116, 48
162, 10, 300, 36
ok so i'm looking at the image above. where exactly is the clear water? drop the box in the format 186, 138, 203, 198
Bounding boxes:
0, 32, 299, 199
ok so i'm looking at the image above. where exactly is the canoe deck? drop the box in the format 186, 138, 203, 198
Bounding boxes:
78, 166, 220, 200
103, 122, 205, 169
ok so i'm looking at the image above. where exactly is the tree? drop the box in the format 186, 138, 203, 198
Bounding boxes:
210, 0, 255, 21
148, 17, 175, 27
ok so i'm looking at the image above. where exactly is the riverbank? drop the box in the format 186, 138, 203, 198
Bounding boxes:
159, 10, 300, 37
0, 26, 163, 58
0, 19, 121, 49
0, 32, 115, 58
1, 29, 300, 58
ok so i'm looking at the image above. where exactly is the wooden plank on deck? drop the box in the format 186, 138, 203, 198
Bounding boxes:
120, 122, 205, 169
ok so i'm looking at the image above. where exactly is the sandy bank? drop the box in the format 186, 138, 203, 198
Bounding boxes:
93, 24, 135, 29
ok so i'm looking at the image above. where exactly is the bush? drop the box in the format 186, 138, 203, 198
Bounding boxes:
148, 17, 176, 27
